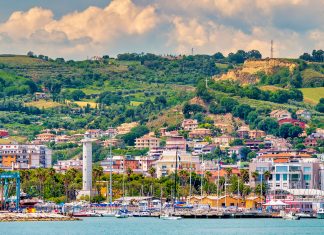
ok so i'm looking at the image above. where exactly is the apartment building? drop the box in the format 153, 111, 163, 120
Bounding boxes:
0, 144, 52, 169
165, 136, 186, 151
249, 153, 321, 191
155, 150, 200, 178
135, 136, 160, 149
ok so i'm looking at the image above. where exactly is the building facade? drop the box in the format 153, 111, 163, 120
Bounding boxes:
0, 144, 52, 169
135, 136, 160, 149
249, 153, 321, 191
155, 150, 200, 178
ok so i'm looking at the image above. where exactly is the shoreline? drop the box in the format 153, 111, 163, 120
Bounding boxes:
0, 213, 81, 222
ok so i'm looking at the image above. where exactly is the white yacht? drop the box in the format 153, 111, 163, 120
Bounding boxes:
317, 208, 324, 219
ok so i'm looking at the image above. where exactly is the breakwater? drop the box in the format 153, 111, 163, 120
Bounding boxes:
0, 212, 80, 222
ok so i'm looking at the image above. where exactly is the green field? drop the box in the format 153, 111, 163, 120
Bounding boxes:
300, 87, 324, 104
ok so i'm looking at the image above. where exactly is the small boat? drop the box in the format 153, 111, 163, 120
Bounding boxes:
115, 209, 129, 218
317, 208, 324, 219
160, 214, 182, 220
295, 212, 312, 218
101, 211, 116, 217
73, 211, 101, 217
115, 212, 129, 218
282, 212, 300, 220
133, 211, 150, 217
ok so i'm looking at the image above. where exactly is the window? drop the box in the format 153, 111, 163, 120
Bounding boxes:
276, 166, 288, 172
291, 174, 300, 181
283, 174, 287, 181
303, 167, 311, 172
290, 166, 300, 172
276, 174, 280, 181
303, 174, 311, 181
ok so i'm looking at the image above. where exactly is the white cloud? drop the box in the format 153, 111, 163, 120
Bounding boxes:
0, 0, 158, 58
0, 0, 322, 59
0, 7, 53, 38
169, 16, 318, 58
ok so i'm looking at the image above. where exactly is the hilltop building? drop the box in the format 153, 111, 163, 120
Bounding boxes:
296, 109, 312, 120
181, 119, 198, 131
270, 109, 292, 120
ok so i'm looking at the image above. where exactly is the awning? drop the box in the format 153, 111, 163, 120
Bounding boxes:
263, 200, 288, 206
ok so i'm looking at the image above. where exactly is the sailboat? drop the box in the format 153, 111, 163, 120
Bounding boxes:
115, 156, 129, 218
161, 148, 182, 220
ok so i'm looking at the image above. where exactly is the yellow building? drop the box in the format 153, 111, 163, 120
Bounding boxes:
189, 195, 262, 209
189, 195, 244, 208
245, 196, 263, 209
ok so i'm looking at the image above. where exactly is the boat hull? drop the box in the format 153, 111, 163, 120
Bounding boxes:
317, 213, 324, 219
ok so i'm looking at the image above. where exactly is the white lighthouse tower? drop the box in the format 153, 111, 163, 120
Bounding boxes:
78, 132, 94, 198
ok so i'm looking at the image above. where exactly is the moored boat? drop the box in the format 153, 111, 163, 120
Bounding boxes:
317, 208, 324, 219
282, 212, 300, 220
73, 211, 101, 217
100, 211, 116, 217
160, 214, 182, 220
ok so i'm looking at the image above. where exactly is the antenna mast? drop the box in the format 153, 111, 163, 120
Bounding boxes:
270, 40, 274, 59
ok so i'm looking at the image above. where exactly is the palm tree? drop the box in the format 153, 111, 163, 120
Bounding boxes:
263, 170, 271, 181
34, 168, 46, 199
240, 169, 249, 183
225, 168, 232, 181
178, 170, 189, 186
263, 170, 271, 196
148, 167, 156, 178
251, 171, 259, 183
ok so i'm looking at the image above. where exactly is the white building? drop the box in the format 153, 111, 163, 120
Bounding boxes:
154, 150, 200, 178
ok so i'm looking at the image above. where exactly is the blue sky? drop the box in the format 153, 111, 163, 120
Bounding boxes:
0, 0, 323, 59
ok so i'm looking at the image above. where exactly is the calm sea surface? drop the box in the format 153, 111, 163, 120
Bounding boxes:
1, 217, 323, 235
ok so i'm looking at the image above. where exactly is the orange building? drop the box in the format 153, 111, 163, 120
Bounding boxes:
2, 155, 16, 167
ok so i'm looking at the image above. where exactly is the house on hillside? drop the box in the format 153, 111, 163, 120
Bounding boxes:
270, 109, 291, 120
135, 136, 160, 149
0, 130, 9, 139
237, 126, 250, 139
214, 123, 234, 134
228, 146, 244, 159
249, 130, 266, 139
189, 128, 212, 139
35, 133, 56, 143
278, 118, 306, 129
165, 136, 186, 151
214, 134, 235, 148
296, 109, 312, 120
35, 92, 48, 100
304, 133, 324, 147
181, 119, 198, 131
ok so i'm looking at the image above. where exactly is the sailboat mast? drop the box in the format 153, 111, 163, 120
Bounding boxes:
109, 133, 112, 204
174, 147, 178, 210
200, 154, 204, 203
189, 154, 192, 200
217, 155, 220, 210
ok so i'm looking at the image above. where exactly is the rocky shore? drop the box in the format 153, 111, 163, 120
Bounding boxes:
0, 213, 80, 222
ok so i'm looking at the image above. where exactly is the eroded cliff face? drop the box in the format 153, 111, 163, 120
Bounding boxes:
215, 58, 297, 84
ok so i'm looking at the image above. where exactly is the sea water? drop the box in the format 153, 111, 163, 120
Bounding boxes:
1, 217, 323, 235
